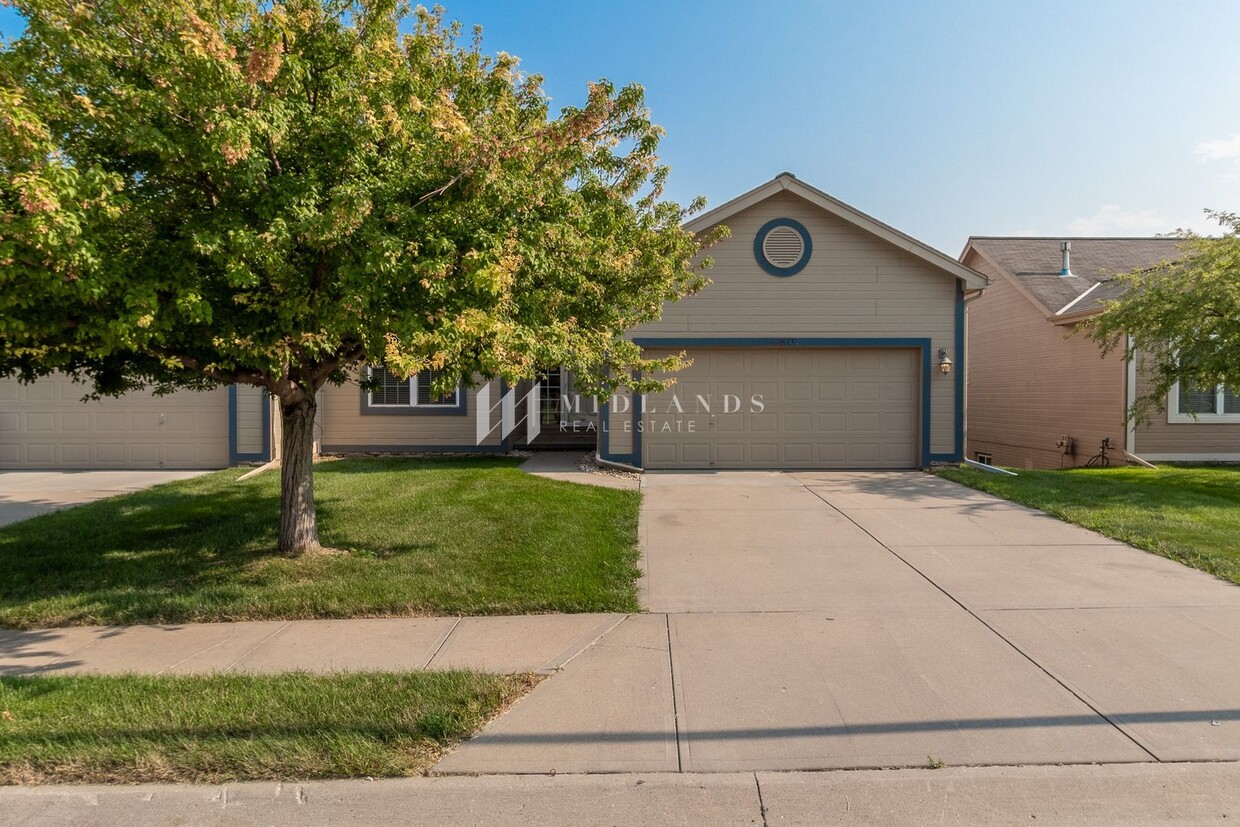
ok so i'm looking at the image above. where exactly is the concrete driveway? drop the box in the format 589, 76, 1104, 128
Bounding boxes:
440, 470, 1240, 774
0, 470, 211, 527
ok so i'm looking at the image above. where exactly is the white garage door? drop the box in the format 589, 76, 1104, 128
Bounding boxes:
0, 375, 229, 469
642, 348, 920, 469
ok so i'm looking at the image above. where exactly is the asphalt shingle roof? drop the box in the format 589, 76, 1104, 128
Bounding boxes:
968, 237, 1185, 315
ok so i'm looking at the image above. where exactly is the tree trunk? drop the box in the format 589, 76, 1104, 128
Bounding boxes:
278, 395, 321, 556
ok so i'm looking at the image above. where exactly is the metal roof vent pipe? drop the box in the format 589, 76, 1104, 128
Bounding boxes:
1060, 240, 1073, 277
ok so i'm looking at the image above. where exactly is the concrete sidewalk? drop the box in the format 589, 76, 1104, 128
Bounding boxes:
439, 470, 1240, 775
0, 614, 625, 676
4, 763, 1239, 826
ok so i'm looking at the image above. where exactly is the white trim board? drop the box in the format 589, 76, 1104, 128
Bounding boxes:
1141, 453, 1240, 462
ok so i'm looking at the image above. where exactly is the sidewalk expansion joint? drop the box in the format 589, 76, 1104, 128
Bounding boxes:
225, 621, 294, 671
421, 617, 462, 670
754, 773, 770, 827
797, 479, 1163, 764
537, 613, 629, 674
665, 613, 684, 773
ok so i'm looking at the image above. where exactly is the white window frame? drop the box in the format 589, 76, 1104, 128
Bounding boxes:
367, 367, 462, 409
1167, 381, 1240, 423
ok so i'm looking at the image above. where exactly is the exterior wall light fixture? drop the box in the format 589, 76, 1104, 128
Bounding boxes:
938, 348, 953, 376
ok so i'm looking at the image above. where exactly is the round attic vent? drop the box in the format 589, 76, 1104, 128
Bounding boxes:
754, 218, 812, 276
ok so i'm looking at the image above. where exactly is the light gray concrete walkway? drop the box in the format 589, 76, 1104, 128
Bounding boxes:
519, 451, 640, 490
0, 614, 625, 676
4, 763, 1239, 826
0, 470, 210, 527
441, 470, 1240, 774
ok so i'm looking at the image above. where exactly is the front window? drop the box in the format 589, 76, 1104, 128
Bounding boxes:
369, 366, 461, 408
1170, 381, 1240, 422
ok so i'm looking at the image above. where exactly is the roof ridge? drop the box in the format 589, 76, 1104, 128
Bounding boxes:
968, 235, 1181, 241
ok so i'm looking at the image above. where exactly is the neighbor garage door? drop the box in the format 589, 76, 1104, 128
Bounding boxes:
642, 348, 920, 469
0, 374, 229, 469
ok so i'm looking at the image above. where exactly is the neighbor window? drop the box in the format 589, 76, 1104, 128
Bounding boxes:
1169, 381, 1240, 422
367, 366, 462, 409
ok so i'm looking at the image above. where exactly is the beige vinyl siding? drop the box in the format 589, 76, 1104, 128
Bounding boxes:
1133, 368, 1240, 459
0, 374, 228, 469
963, 251, 1124, 470
630, 191, 959, 457
605, 388, 634, 457
318, 373, 503, 452
234, 384, 267, 456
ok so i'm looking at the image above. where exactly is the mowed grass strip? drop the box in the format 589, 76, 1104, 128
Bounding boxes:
0, 457, 641, 629
0, 670, 537, 785
0, 674, 528, 783
937, 465, 1240, 585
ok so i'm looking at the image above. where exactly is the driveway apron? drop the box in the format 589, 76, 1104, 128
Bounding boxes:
438, 471, 1240, 774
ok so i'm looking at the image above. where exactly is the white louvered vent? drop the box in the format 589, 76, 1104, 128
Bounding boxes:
762, 226, 805, 269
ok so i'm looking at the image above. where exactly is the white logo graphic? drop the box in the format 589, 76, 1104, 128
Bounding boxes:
476, 381, 542, 446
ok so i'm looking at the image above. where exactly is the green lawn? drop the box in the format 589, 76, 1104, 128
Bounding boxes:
936, 465, 1240, 585
0, 671, 535, 784
0, 457, 641, 629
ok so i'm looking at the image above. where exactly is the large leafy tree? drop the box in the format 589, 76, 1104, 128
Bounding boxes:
1089, 212, 1239, 421
0, 0, 719, 554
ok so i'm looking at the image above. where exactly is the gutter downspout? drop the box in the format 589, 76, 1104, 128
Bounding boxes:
961, 289, 985, 462
1125, 333, 1137, 456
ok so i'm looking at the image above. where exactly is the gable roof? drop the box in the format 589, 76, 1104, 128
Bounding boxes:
963, 237, 1184, 320
686, 173, 990, 291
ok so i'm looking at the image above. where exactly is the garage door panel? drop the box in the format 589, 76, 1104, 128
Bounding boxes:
817, 412, 847, 433
816, 381, 846, 401
62, 411, 90, 431
751, 414, 778, 433
848, 381, 881, 402
751, 443, 778, 464
27, 444, 55, 464
780, 413, 811, 433
643, 347, 919, 470
848, 442, 884, 464
784, 381, 812, 402
26, 414, 56, 432
24, 383, 54, 402
815, 443, 847, 464
0, 375, 228, 469
96, 412, 127, 432
97, 444, 126, 464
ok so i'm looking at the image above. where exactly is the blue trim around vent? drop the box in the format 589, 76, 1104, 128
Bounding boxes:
754, 218, 812, 277
631, 337, 935, 468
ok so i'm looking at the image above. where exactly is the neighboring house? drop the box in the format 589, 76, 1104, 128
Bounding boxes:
0, 173, 987, 470
961, 237, 1240, 469
0, 379, 271, 470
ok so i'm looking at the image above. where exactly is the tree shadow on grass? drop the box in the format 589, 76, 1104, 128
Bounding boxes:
0, 482, 290, 626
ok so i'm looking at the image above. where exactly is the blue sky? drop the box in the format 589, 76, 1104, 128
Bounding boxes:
5, 1, 1237, 253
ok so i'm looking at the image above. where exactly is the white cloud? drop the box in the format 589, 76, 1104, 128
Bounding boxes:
1067, 205, 1171, 236
1196, 134, 1240, 163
